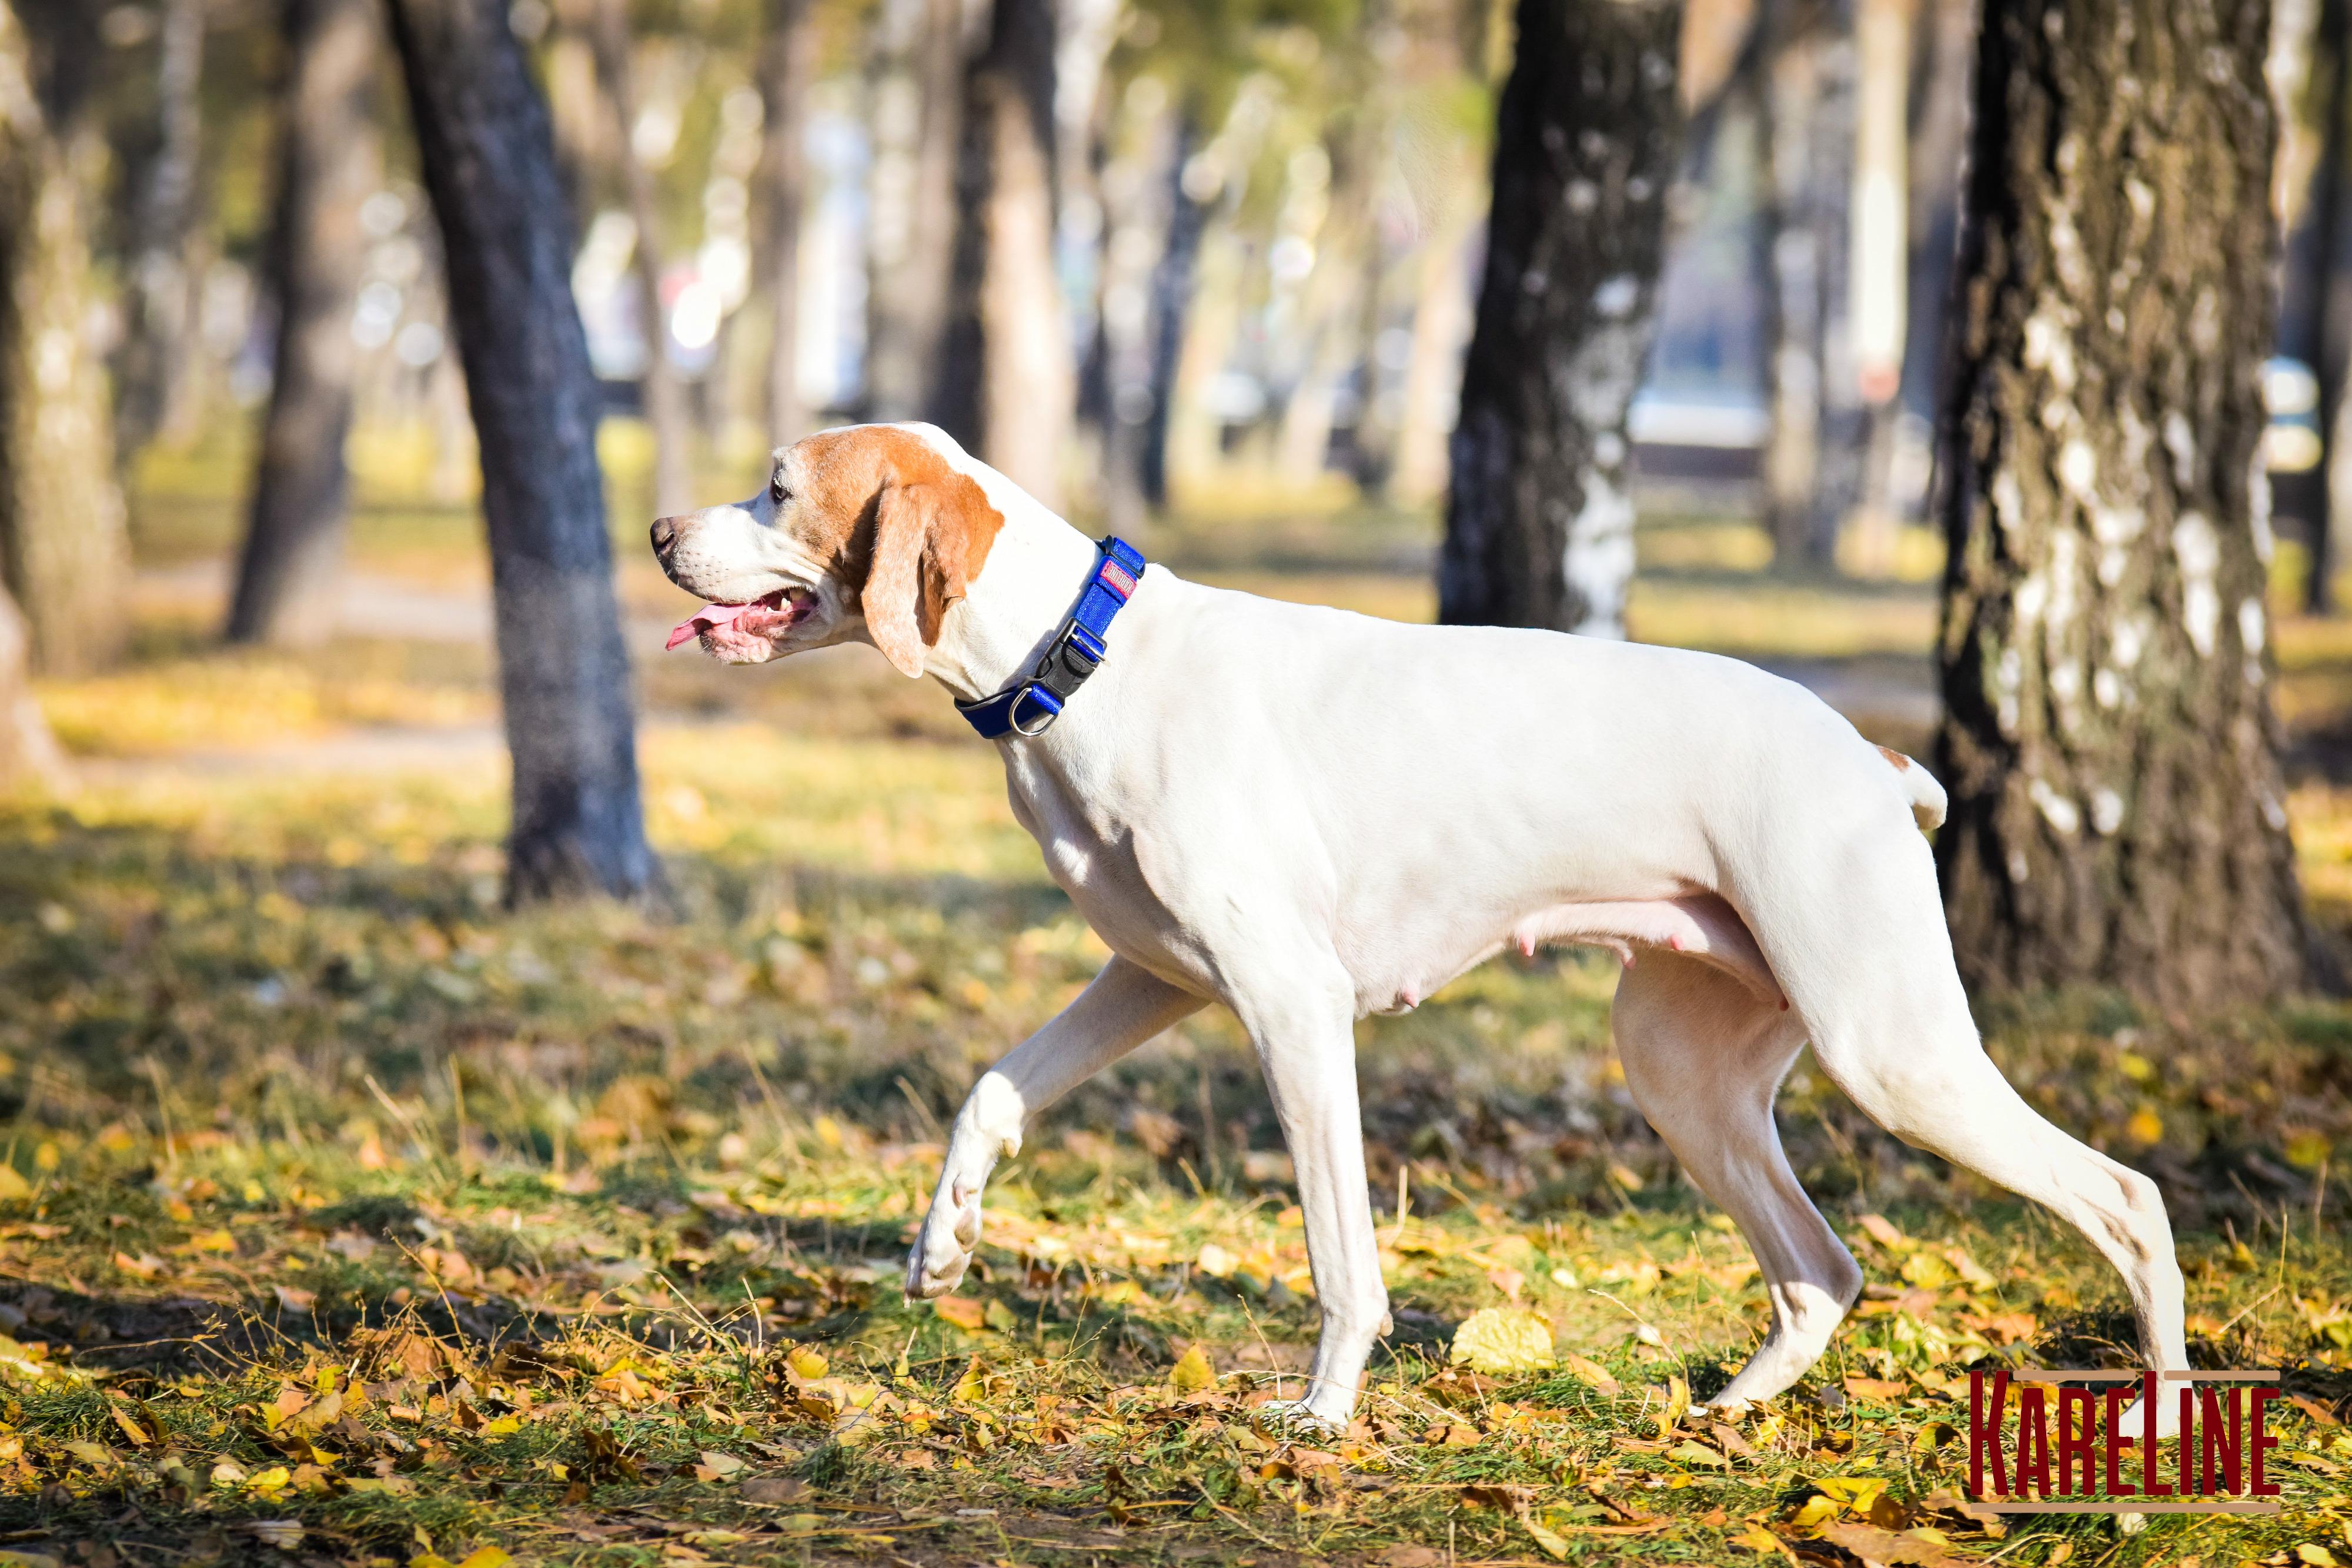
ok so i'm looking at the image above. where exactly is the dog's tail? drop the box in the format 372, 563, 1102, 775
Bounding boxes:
1875, 745, 1947, 831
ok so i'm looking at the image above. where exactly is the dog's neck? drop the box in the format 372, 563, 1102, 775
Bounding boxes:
916, 485, 1106, 708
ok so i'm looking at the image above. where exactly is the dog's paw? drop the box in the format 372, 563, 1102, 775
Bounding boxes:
1253, 1398, 1348, 1442
903, 1185, 981, 1301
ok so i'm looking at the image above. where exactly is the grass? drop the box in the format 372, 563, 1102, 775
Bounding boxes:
1, 437, 2350, 1565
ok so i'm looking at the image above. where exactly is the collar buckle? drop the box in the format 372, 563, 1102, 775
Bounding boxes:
955, 537, 1143, 741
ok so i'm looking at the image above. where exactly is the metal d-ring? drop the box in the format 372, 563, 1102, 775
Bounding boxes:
1007, 687, 1060, 737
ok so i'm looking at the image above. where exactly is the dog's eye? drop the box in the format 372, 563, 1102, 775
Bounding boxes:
769, 477, 790, 505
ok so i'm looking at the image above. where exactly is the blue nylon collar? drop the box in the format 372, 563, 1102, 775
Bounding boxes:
956, 537, 1144, 740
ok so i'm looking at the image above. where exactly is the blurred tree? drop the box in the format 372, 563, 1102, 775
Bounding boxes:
112, 0, 206, 465
1439, 0, 1685, 637
0, 581, 62, 790
756, 0, 816, 445
587, 0, 691, 516
1757, 0, 1858, 573
0, 0, 133, 676
382, 0, 659, 904
543, 0, 607, 230
1934, 0, 2307, 1009
1135, 118, 1208, 512
226, 0, 383, 649
1895, 0, 1973, 455
931, 0, 1072, 508
866, 0, 965, 422
2305, 0, 2350, 614
1843, 0, 1907, 573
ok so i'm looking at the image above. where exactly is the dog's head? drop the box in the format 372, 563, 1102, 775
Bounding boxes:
650, 422, 1003, 676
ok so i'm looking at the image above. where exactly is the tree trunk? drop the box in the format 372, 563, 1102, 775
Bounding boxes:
1897, 0, 1975, 425
543, 0, 604, 232
0, 0, 132, 677
757, 0, 816, 446
0, 580, 62, 791
2307, 0, 2350, 613
1439, 0, 1686, 638
1390, 180, 1482, 507
1932, 0, 2307, 1011
1137, 121, 1208, 512
1274, 161, 1370, 487
382, 0, 659, 904
1758, 5, 1859, 571
226, 0, 382, 648
113, 0, 205, 466
587, 0, 690, 518
866, 0, 965, 420
1844, 0, 1908, 573
930, 0, 1072, 510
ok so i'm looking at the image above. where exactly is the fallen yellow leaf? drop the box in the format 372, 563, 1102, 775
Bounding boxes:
1449, 1306, 1555, 1375
1816, 1476, 1889, 1514
1169, 1343, 1217, 1393
1785, 1496, 1839, 1534
1522, 1511, 1572, 1560
933, 1295, 987, 1330
1562, 1353, 1619, 1395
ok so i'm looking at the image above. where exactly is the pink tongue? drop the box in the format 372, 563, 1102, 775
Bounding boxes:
666, 601, 750, 651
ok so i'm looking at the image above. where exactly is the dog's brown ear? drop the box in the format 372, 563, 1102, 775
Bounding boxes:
861, 475, 1001, 678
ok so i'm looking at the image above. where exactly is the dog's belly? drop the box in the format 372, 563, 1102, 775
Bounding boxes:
1355, 890, 1780, 1016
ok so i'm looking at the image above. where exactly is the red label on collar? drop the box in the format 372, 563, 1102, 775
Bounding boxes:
1100, 560, 1138, 599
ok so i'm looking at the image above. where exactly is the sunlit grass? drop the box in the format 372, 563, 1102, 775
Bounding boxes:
6, 446, 2345, 1563
5, 661, 2352, 1562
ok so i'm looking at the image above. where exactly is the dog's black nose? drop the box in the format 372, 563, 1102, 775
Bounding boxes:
650, 516, 679, 557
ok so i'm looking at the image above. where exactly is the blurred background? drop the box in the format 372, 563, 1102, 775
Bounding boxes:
0, 14, 2347, 1529
4, 0, 2347, 721
0, 0, 2348, 1265
2, 0, 2345, 722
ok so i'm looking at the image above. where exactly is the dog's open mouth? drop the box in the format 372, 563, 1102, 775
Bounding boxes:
665, 587, 809, 653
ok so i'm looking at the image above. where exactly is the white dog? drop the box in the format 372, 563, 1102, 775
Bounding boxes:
651, 422, 2187, 1435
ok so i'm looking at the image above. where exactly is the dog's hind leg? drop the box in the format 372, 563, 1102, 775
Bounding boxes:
1615, 951, 1860, 1412
1804, 985, 2189, 1427
1752, 837, 2190, 1429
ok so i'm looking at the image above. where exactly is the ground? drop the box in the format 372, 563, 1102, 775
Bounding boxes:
1, 437, 2350, 1567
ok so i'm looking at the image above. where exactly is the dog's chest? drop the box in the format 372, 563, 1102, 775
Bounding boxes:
1000, 757, 1209, 987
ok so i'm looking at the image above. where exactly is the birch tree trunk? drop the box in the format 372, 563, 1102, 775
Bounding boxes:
587, 0, 690, 518
1439, 0, 1685, 637
1932, 0, 2307, 1009
756, 0, 816, 446
0, 0, 131, 677
931, 0, 1072, 511
383, 0, 659, 904
227, 0, 382, 648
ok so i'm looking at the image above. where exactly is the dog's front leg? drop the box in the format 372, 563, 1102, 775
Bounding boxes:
1233, 969, 1387, 1437
907, 955, 1202, 1300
